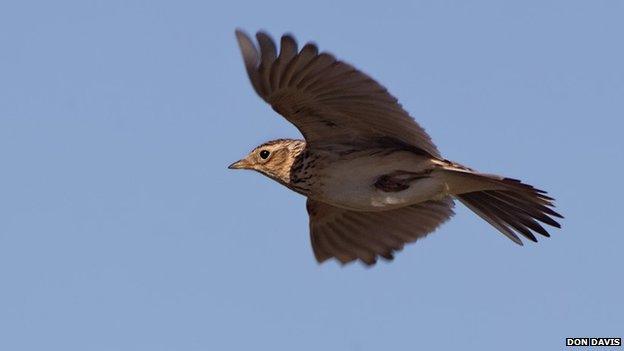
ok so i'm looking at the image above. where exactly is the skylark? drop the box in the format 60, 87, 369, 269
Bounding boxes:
229, 30, 562, 266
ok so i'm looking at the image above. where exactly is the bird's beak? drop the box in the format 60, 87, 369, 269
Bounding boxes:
228, 159, 250, 170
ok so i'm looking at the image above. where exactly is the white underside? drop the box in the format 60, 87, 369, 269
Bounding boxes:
313, 151, 451, 212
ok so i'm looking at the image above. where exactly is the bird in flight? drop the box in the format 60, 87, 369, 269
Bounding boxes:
229, 30, 562, 266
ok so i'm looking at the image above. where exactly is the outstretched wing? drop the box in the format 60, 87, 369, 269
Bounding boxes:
306, 198, 455, 265
235, 30, 440, 157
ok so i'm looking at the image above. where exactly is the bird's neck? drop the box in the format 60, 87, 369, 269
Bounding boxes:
282, 141, 315, 195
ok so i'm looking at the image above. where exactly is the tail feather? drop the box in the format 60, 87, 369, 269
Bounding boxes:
452, 173, 562, 244
458, 193, 525, 244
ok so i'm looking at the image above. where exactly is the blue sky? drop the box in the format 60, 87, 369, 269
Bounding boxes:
1, 1, 622, 350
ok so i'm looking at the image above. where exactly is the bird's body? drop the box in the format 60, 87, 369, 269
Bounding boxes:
293, 144, 441, 211
230, 30, 562, 265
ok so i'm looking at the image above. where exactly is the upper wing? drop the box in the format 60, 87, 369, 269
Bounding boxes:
235, 30, 440, 157
306, 198, 455, 265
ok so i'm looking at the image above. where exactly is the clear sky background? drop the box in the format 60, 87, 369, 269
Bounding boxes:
1, 1, 622, 350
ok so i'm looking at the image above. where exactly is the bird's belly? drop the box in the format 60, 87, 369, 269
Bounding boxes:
314, 152, 447, 211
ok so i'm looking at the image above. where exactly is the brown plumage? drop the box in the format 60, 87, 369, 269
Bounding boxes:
229, 30, 562, 266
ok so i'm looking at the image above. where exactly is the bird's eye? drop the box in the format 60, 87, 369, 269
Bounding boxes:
259, 150, 270, 159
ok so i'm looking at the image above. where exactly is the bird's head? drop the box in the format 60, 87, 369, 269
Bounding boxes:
228, 139, 305, 183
